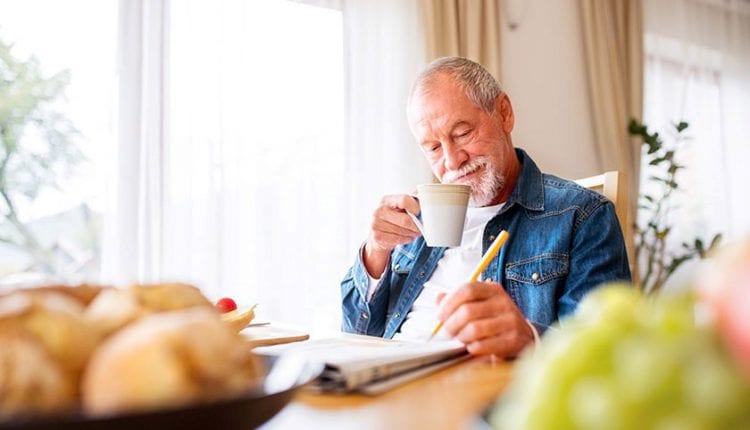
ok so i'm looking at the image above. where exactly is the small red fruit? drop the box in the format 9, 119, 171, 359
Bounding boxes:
215, 297, 237, 313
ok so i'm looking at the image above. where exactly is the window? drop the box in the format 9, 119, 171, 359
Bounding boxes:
2, 0, 350, 330
0, 0, 118, 285
642, 0, 750, 286
164, 0, 345, 328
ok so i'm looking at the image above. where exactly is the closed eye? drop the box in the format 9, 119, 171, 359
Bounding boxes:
454, 129, 472, 140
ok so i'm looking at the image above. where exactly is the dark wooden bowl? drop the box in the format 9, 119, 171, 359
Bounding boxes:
0, 355, 320, 430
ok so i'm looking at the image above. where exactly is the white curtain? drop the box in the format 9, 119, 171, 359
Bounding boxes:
101, 0, 168, 284
642, 0, 750, 283
103, 0, 430, 332
341, 0, 433, 255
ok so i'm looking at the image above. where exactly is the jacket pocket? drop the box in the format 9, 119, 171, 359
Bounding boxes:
504, 253, 569, 326
505, 253, 569, 286
391, 246, 416, 275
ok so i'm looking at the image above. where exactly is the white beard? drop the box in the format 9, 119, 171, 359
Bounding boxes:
441, 156, 505, 207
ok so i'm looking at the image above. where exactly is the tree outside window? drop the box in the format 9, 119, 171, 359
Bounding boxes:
0, 36, 99, 283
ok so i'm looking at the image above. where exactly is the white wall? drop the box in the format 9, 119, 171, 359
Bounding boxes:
500, 0, 600, 180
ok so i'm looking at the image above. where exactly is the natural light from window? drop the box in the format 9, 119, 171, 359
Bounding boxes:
0, 0, 117, 283
1, 0, 346, 330
166, 0, 345, 329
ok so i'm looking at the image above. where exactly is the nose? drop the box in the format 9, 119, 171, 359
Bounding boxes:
443, 142, 469, 172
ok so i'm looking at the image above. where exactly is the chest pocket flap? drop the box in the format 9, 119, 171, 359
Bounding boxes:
391, 247, 416, 275
505, 253, 569, 285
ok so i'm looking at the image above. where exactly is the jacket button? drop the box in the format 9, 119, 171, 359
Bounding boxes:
532, 272, 540, 281
394, 264, 400, 270
394, 312, 401, 319
417, 271, 425, 278
489, 235, 496, 241
361, 312, 369, 319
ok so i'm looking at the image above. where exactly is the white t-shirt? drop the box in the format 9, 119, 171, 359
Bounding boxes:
366, 203, 504, 341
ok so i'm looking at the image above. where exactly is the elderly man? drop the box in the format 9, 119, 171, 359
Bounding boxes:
341, 57, 630, 357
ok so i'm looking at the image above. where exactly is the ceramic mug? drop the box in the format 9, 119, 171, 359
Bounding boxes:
407, 184, 470, 247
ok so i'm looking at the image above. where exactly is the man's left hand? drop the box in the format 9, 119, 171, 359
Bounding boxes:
436, 281, 534, 357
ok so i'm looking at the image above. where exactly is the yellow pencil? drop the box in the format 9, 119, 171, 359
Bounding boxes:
429, 230, 510, 340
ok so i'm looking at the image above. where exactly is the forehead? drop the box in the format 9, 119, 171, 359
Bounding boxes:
408, 77, 483, 135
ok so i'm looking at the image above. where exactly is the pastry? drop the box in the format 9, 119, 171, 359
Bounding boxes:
0, 291, 99, 417
82, 307, 264, 415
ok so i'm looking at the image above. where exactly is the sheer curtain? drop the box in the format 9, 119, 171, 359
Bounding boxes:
642, 0, 750, 284
104, 0, 430, 331
340, 0, 432, 254
101, 0, 167, 284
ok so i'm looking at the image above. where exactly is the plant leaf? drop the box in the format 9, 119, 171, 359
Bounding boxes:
708, 234, 723, 253
695, 239, 705, 257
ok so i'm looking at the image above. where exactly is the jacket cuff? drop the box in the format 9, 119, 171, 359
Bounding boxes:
525, 319, 541, 345
353, 242, 391, 303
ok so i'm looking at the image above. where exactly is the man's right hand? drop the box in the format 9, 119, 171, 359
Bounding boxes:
363, 194, 422, 277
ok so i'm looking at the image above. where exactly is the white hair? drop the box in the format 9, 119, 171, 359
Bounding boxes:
408, 57, 502, 114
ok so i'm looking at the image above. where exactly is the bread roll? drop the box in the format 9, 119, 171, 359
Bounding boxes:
82, 307, 263, 415
0, 284, 107, 307
129, 283, 213, 312
84, 287, 143, 337
85, 283, 215, 338
0, 291, 98, 417
0, 331, 76, 418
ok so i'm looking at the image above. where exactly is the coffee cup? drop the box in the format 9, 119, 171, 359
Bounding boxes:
406, 184, 470, 247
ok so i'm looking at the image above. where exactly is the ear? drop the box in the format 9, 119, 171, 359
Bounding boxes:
495, 93, 515, 133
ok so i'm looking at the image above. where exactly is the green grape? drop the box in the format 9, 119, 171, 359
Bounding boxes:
568, 376, 632, 430
612, 335, 679, 405
489, 285, 750, 430
652, 415, 708, 430
546, 326, 612, 379
574, 283, 641, 327
634, 292, 695, 337
681, 336, 749, 426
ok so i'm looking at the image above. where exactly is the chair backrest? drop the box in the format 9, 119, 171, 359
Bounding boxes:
574, 171, 628, 236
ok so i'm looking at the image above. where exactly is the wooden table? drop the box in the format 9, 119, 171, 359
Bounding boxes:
260, 356, 513, 430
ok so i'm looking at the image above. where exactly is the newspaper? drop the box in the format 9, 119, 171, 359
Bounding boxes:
256, 334, 468, 394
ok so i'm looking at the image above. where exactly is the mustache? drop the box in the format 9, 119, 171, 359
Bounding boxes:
441, 157, 490, 183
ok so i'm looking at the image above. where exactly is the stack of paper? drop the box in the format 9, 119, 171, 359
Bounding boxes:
256, 334, 468, 394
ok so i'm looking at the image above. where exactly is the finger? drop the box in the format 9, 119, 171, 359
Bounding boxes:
454, 314, 512, 344
381, 194, 421, 217
376, 208, 421, 235
374, 216, 421, 238
465, 328, 533, 357
435, 291, 447, 306
438, 281, 505, 321
372, 205, 420, 237
441, 299, 505, 337
369, 230, 416, 250
387, 209, 422, 235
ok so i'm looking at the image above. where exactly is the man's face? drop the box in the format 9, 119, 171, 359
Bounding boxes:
407, 75, 515, 207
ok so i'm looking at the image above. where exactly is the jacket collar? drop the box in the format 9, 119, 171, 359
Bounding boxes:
506, 148, 544, 212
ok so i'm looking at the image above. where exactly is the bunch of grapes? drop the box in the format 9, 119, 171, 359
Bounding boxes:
490, 285, 750, 430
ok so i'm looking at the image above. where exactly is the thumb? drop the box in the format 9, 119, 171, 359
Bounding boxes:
435, 291, 447, 306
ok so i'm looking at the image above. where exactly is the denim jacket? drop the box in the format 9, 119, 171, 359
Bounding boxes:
340, 148, 631, 338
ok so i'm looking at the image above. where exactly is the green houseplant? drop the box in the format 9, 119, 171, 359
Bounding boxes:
628, 119, 722, 293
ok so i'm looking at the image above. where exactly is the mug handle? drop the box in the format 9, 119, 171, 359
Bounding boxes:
406, 211, 425, 237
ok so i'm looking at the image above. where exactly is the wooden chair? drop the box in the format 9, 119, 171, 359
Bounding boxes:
574, 171, 628, 237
